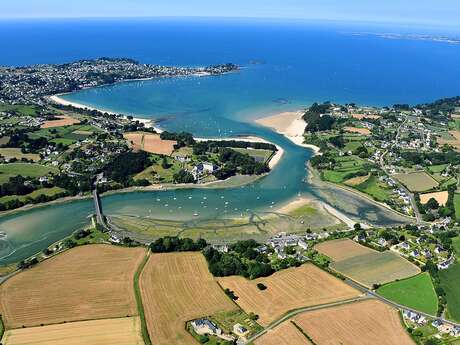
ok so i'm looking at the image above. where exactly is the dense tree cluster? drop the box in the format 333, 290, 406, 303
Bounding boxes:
103, 151, 150, 186
201, 240, 299, 280
215, 148, 269, 178
193, 140, 277, 155
160, 131, 195, 149
149, 236, 207, 253
400, 150, 460, 166
303, 102, 336, 132
0, 175, 35, 197
7, 131, 49, 152
173, 169, 195, 184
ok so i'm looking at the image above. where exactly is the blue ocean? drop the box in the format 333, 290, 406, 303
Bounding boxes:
0, 18, 460, 264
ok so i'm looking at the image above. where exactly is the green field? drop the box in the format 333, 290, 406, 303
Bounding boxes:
28, 124, 98, 145
331, 251, 420, 288
427, 164, 448, 174
0, 163, 59, 184
439, 237, 460, 322
0, 104, 43, 117
322, 155, 367, 183
232, 148, 274, 164
134, 156, 184, 183
377, 273, 438, 314
343, 140, 364, 153
355, 175, 392, 202
449, 119, 460, 130
454, 194, 460, 221
0, 148, 40, 162
0, 187, 66, 204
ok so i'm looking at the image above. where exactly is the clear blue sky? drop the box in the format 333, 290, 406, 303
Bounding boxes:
1, 0, 459, 27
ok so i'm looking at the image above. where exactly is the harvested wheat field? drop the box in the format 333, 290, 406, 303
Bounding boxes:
41, 115, 80, 128
344, 174, 370, 186
124, 132, 176, 155
315, 238, 375, 261
438, 130, 460, 151
420, 191, 449, 206
254, 321, 312, 345
0, 245, 146, 329
315, 238, 420, 288
217, 263, 361, 326
344, 127, 371, 135
293, 300, 414, 345
1, 317, 144, 345
140, 252, 238, 345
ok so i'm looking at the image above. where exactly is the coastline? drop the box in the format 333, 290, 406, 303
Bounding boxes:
48, 94, 163, 132
49, 95, 283, 169
306, 162, 416, 223
254, 110, 321, 155
0, 167, 269, 220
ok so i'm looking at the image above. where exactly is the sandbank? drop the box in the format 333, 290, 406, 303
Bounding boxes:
255, 111, 320, 154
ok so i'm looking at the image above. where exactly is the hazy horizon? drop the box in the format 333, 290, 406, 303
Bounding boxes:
1, 0, 460, 29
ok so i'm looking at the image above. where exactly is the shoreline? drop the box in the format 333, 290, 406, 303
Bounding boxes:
49, 95, 283, 169
254, 110, 321, 155
306, 162, 415, 223
48, 94, 164, 133
0, 169, 269, 220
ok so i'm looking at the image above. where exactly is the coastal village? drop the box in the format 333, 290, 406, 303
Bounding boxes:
0, 58, 238, 104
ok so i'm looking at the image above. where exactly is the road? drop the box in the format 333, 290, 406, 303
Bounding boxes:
379, 117, 423, 223
244, 295, 371, 344
344, 278, 460, 328
92, 189, 110, 231
244, 277, 460, 344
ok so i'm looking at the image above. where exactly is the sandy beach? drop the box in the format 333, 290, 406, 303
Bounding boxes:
255, 111, 320, 154
49, 94, 162, 132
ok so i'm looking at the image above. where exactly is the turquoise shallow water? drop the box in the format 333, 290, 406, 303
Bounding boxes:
1, 18, 460, 264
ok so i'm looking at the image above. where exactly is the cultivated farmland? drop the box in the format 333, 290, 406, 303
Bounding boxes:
124, 132, 176, 155
254, 321, 312, 345
0, 163, 58, 184
139, 252, 238, 345
343, 126, 371, 135
437, 130, 460, 151
0, 245, 146, 328
217, 263, 361, 326
41, 115, 80, 128
1, 317, 144, 345
292, 300, 414, 345
315, 238, 420, 288
394, 171, 439, 192
0, 148, 40, 162
420, 191, 449, 206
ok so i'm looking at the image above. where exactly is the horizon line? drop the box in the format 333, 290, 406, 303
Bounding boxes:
0, 15, 458, 30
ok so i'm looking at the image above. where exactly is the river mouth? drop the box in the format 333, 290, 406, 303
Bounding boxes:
2, 19, 460, 265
